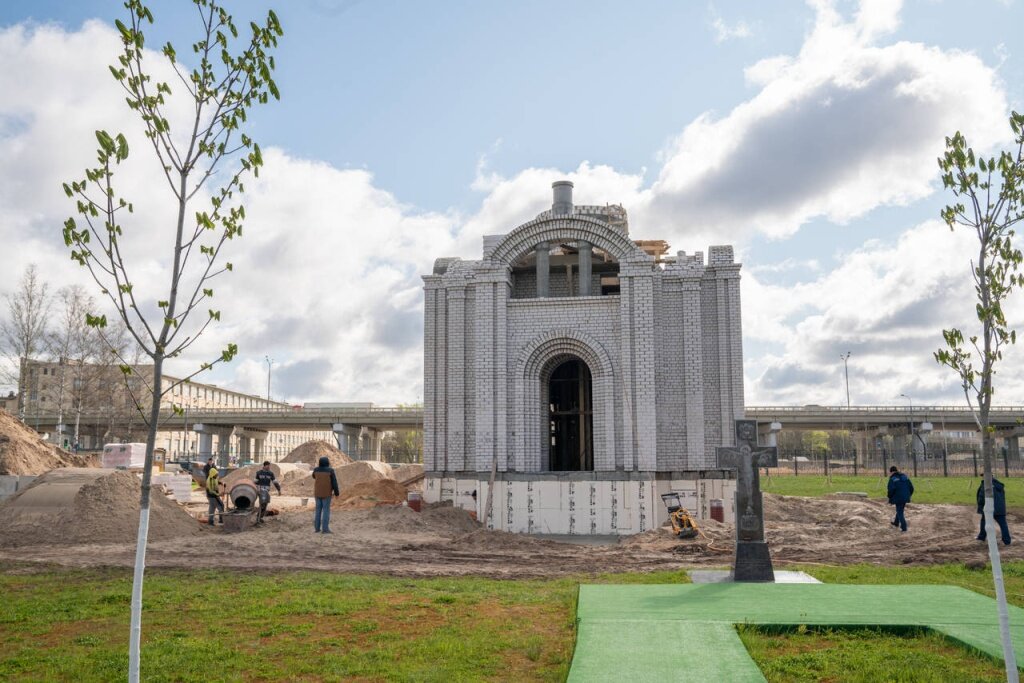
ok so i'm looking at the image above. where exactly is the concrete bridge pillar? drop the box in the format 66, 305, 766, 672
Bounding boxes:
239, 436, 251, 462
332, 423, 361, 458
254, 437, 265, 461
193, 423, 234, 468
359, 426, 383, 461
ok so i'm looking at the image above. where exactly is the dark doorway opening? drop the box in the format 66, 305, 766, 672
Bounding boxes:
548, 359, 594, 471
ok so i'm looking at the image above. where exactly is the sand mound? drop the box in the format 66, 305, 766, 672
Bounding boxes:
334, 479, 409, 509
391, 463, 424, 485
419, 503, 480, 533
280, 440, 351, 466
222, 463, 308, 489
0, 468, 198, 547
281, 460, 391, 497
0, 409, 99, 475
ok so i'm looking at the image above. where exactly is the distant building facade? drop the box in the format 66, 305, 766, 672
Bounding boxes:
15, 358, 331, 460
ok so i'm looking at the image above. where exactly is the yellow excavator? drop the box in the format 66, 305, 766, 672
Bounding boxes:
661, 492, 699, 539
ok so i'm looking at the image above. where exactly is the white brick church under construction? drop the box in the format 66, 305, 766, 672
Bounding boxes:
422, 181, 740, 534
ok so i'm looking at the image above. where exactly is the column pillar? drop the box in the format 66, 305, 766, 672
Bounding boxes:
198, 432, 213, 459
254, 437, 265, 460
333, 423, 361, 458
535, 242, 550, 298
578, 240, 592, 296
1005, 436, 1020, 462
239, 436, 251, 462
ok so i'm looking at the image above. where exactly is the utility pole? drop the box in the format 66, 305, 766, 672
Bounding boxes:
841, 351, 851, 409
265, 355, 273, 402
900, 393, 917, 476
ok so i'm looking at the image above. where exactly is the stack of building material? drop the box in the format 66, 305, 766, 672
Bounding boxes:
153, 472, 194, 502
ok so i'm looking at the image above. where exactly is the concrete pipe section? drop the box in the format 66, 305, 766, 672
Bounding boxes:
224, 481, 258, 532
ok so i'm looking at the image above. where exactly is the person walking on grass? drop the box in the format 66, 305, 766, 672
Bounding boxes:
887, 465, 914, 532
206, 461, 225, 526
312, 456, 340, 533
977, 477, 1012, 546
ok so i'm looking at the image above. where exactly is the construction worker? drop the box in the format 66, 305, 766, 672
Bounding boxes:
254, 461, 282, 525
977, 478, 1012, 545
887, 465, 914, 532
206, 462, 225, 526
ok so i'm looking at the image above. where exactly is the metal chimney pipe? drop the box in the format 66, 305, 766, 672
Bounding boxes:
552, 180, 574, 215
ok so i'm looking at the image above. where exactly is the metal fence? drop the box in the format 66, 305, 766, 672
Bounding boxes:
771, 448, 1022, 478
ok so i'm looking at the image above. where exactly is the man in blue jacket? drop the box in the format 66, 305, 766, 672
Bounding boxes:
887, 466, 914, 532
976, 478, 1012, 545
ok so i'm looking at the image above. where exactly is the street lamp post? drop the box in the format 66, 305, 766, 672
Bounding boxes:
840, 351, 851, 462
265, 356, 273, 402
900, 393, 918, 477
841, 351, 851, 409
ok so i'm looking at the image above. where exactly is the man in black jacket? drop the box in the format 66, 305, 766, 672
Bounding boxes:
977, 478, 1012, 545
254, 461, 282, 525
887, 466, 914, 532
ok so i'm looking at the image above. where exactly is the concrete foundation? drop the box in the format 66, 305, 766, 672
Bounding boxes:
424, 471, 735, 535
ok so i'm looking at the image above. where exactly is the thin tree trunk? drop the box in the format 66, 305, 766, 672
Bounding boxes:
128, 354, 163, 683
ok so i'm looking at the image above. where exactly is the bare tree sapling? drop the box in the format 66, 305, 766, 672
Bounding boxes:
935, 111, 1024, 681
60, 2, 282, 679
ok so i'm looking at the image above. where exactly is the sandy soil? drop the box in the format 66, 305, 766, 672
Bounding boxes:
280, 440, 351, 467
2, 493, 1019, 578
0, 409, 99, 475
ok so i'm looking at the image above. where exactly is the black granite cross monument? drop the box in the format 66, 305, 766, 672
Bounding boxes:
716, 419, 777, 582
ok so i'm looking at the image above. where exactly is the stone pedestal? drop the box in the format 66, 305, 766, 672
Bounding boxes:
733, 541, 774, 582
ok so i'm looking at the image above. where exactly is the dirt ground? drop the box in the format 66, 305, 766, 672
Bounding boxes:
1, 491, 1019, 578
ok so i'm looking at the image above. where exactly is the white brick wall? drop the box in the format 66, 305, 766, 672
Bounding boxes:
423, 207, 743, 474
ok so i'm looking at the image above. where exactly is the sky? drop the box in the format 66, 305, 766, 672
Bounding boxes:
1, 0, 1023, 407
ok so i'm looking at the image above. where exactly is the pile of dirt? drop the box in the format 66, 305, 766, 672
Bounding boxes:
0, 409, 99, 475
334, 479, 409, 509
0, 468, 199, 548
281, 460, 395, 497
222, 463, 308, 489
391, 463, 424, 484
280, 440, 351, 467
419, 503, 480, 533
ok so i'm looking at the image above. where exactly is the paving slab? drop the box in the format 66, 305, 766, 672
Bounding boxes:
568, 583, 1024, 682
688, 570, 821, 584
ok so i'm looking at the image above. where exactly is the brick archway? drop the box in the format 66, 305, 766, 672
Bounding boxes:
512, 330, 617, 472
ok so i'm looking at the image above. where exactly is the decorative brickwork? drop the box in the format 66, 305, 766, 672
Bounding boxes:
423, 184, 744, 476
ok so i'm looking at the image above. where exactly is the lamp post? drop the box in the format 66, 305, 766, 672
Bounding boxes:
900, 393, 917, 477
840, 352, 851, 462
264, 356, 273, 402
841, 352, 851, 409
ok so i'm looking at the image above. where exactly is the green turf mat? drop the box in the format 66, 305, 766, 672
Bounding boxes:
568, 584, 1024, 682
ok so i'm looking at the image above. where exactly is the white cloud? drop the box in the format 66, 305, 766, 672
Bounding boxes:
743, 220, 1024, 405
710, 16, 753, 43
0, 0, 1020, 410
650, 0, 1007, 243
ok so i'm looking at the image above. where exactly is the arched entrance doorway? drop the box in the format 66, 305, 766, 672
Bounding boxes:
548, 359, 593, 471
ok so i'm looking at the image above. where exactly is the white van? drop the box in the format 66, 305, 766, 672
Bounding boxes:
102, 443, 148, 469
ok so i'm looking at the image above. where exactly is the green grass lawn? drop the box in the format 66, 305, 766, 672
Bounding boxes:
761, 474, 1022, 508
0, 564, 688, 682
739, 625, 1008, 682
2, 562, 1022, 681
